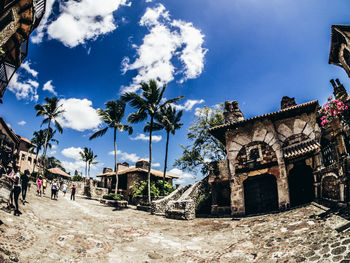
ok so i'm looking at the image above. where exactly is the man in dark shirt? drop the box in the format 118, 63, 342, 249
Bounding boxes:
21, 170, 30, 204
71, 185, 76, 201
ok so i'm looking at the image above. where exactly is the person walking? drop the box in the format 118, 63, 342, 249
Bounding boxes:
51, 180, 57, 200
36, 175, 43, 197
62, 182, 67, 197
42, 177, 47, 195
12, 167, 22, 216
21, 170, 30, 204
55, 181, 60, 199
71, 184, 76, 201
5, 167, 15, 210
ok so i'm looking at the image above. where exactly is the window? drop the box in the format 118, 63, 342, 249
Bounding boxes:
249, 148, 260, 162
28, 157, 32, 163
21, 154, 25, 161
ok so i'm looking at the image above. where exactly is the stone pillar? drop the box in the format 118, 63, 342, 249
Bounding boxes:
340, 183, 345, 202
224, 101, 244, 124
230, 179, 245, 216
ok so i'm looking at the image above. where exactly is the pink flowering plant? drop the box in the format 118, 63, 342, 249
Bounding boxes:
320, 96, 348, 127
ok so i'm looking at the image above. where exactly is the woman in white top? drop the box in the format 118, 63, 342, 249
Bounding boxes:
12, 167, 21, 216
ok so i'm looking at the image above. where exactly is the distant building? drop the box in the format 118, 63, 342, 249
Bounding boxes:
97, 160, 179, 199
47, 168, 72, 181
0, 117, 19, 170
16, 136, 38, 173
0, 0, 46, 102
0, 116, 39, 173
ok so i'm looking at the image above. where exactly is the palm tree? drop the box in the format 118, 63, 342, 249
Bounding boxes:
155, 105, 183, 195
87, 149, 98, 177
121, 79, 183, 204
89, 100, 133, 193
79, 147, 89, 177
34, 97, 64, 172
30, 128, 58, 173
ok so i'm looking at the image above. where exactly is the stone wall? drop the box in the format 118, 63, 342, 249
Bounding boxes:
151, 185, 191, 215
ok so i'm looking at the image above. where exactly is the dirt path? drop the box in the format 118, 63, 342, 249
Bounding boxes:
1, 189, 350, 262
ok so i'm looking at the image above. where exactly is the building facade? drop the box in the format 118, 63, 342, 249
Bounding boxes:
0, 0, 46, 102
97, 160, 178, 201
209, 95, 339, 216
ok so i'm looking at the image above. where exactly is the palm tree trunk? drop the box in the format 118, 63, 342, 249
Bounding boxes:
42, 120, 51, 174
162, 131, 170, 196
147, 116, 154, 204
88, 163, 91, 177
85, 161, 87, 177
114, 127, 119, 194
32, 148, 39, 173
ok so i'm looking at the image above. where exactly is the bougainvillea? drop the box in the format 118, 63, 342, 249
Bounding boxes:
320, 96, 348, 127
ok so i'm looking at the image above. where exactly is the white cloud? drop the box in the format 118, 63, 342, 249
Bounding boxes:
61, 146, 104, 175
49, 150, 57, 155
109, 150, 141, 163
31, 0, 56, 44
61, 146, 83, 161
131, 133, 162, 142
51, 145, 58, 150
21, 61, 38, 77
152, 162, 161, 167
7, 73, 39, 102
45, 0, 130, 48
61, 160, 86, 174
17, 121, 26, 126
43, 80, 57, 96
57, 98, 102, 131
169, 168, 195, 185
173, 99, 204, 111
121, 4, 207, 93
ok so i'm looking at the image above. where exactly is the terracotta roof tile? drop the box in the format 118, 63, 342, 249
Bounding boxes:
96, 167, 178, 179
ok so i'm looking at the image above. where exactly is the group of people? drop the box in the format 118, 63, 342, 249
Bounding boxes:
36, 175, 75, 200
5, 167, 78, 216
5, 167, 30, 216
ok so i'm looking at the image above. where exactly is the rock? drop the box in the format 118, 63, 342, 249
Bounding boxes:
148, 252, 163, 259
331, 246, 346, 255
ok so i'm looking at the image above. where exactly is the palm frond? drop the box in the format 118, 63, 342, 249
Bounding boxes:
89, 127, 108, 140
127, 111, 147, 123
54, 120, 63, 134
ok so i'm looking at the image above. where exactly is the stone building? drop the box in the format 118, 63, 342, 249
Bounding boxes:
0, 0, 46, 102
97, 159, 179, 200
0, 117, 19, 171
16, 136, 38, 173
210, 97, 323, 216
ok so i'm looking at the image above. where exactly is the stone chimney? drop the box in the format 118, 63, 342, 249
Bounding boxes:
117, 162, 129, 171
330, 79, 347, 100
281, 96, 297, 110
223, 101, 244, 124
103, 167, 113, 173
136, 159, 150, 170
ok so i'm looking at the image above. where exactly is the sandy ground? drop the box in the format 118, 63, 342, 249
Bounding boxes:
1, 189, 350, 262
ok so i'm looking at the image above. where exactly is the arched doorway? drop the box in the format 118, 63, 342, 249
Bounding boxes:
288, 162, 314, 206
244, 174, 278, 215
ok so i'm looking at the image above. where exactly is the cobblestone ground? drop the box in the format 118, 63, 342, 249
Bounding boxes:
1, 190, 350, 262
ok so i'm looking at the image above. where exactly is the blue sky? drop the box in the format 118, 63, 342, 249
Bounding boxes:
1, 0, 350, 184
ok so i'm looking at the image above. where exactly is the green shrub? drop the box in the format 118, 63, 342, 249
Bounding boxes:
195, 193, 212, 215
102, 193, 124, 200
130, 180, 175, 198
72, 175, 84, 181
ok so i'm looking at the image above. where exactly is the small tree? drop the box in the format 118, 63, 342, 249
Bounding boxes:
79, 147, 89, 177
174, 104, 226, 176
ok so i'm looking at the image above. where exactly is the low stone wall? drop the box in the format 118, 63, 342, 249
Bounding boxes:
165, 176, 209, 220
151, 185, 191, 215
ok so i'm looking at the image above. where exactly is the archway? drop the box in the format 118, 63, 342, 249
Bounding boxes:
243, 174, 278, 215
288, 162, 314, 206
